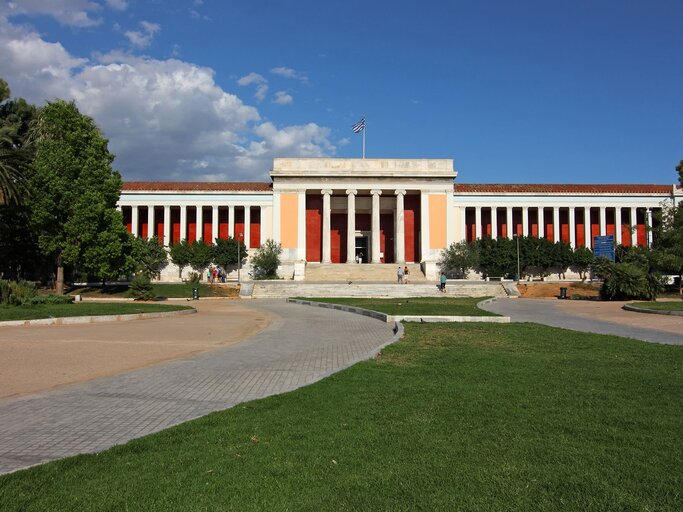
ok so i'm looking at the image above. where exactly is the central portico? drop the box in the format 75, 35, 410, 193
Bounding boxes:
271, 158, 457, 274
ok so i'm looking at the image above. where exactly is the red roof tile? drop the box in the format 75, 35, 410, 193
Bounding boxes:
123, 182, 272, 192
454, 184, 677, 194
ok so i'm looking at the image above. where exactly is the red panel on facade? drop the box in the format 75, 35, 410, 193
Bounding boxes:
482, 209, 491, 238
201, 207, 211, 244
122, 207, 132, 233
187, 207, 196, 241
575, 209, 585, 247
622, 223, 631, 247
560, 209, 569, 243
529, 209, 538, 238
380, 213, 394, 264
139, 206, 148, 238
636, 209, 646, 247
306, 196, 322, 262
497, 208, 507, 239
171, 207, 180, 245
513, 209, 523, 236
404, 194, 420, 262
465, 208, 475, 242
606, 209, 615, 237
590, 208, 599, 248
250, 207, 261, 248
155, 206, 164, 243
219, 207, 229, 240
356, 212, 371, 231
330, 213, 347, 263
234, 207, 245, 242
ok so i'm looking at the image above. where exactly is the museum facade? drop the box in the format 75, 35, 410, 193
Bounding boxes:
118, 158, 681, 280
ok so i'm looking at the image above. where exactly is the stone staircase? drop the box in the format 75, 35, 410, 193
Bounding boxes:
303, 263, 427, 283
249, 281, 508, 299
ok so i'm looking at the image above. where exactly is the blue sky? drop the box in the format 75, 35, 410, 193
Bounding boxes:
1, 0, 681, 184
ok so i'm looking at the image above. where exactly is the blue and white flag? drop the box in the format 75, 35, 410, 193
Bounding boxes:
351, 117, 365, 133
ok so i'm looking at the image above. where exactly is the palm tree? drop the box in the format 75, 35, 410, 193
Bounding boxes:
0, 134, 28, 205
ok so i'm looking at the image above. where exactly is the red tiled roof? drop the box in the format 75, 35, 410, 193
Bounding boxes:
454, 184, 677, 194
122, 182, 272, 192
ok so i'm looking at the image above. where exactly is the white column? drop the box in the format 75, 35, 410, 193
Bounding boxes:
506, 207, 513, 239
395, 189, 406, 263
569, 207, 576, 248
147, 205, 155, 239
131, 206, 139, 237
630, 207, 638, 246
460, 207, 467, 242
371, 189, 382, 263
321, 190, 332, 263
228, 206, 235, 238
553, 207, 560, 243
180, 206, 187, 241
522, 206, 529, 237
538, 207, 545, 238
244, 206, 251, 249
420, 191, 429, 260
297, 190, 307, 260
646, 208, 653, 247
346, 190, 357, 263
585, 207, 592, 248
599, 206, 606, 236
615, 207, 622, 245
163, 205, 171, 247
491, 207, 498, 239
196, 205, 203, 242
475, 206, 482, 240
211, 205, 219, 243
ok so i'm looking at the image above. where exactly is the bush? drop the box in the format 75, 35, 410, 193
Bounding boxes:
24, 294, 74, 305
251, 239, 282, 279
187, 272, 201, 284
439, 241, 478, 278
129, 274, 155, 301
0, 279, 37, 305
600, 262, 664, 301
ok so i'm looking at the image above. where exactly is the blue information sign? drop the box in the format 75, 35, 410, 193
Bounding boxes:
593, 235, 615, 262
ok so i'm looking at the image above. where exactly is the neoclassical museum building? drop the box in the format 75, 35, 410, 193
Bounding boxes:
118, 158, 681, 280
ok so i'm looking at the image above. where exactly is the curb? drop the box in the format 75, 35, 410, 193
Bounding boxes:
623, 303, 683, 317
287, 298, 510, 324
0, 308, 196, 327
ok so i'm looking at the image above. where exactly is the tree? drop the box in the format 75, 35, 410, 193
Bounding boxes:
27, 100, 126, 294
212, 237, 246, 270
130, 235, 168, 279
438, 241, 478, 278
553, 242, 574, 279
676, 159, 682, 186
652, 202, 683, 296
571, 246, 594, 281
188, 239, 214, 276
169, 240, 193, 279
250, 239, 282, 279
476, 237, 517, 278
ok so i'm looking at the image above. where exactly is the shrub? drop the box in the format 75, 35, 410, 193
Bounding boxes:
129, 274, 155, 301
439, 241, 478, 278
187, 272, 201, 284
24, 294, 74, 305
600, 262, 663, 301
251, 239, 282, 279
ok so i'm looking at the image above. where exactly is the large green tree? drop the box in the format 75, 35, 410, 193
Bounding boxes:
676, 159, 682, 186
27, 100, 127, 293
652, 201, 683, 296
212, 237, 246, 270
439, 241, 479, 278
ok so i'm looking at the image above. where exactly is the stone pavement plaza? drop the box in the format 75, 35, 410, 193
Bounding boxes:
0, 300, 398, 474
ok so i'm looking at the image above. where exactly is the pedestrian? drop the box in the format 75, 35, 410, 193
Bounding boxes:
397, 266, 404, 284
207, 267, 212, 283
403, 265, 409, 284
440, 272, 447, 292
212, 267, 217, 283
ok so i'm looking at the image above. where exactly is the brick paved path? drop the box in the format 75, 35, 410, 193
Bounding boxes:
0, 300, 397, 474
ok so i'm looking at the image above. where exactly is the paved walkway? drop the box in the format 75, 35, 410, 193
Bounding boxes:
481, 298, 683, 345
0, 300, 397, 474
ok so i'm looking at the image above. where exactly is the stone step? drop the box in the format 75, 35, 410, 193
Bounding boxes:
304, 263, 427, 283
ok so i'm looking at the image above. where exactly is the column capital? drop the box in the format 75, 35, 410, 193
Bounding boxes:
321, 189, 333, 196
345, 189, 357, 196
394, 189, 407, 196
370, 189, 383, 196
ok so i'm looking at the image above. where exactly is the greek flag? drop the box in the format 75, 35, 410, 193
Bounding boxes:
351, 117, 365, 133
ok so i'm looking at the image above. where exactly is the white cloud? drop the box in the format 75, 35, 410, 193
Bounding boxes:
0, 16, 334, 182
273, 91, 293, 105
125, 20, 160, 49
254, 84, 268, 102
270, 66, 308, 83
237, 72, 265, 86
105, 0, 127, 11
1, 0, 102, 27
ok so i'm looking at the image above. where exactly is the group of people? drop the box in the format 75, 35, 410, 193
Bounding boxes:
206, 265, 227, 283
396, 266, 411, 284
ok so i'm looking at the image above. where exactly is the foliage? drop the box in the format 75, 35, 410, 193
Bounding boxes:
438, 241, 479, 278
26, 100, 126, 293
188, 240, 214, 274
518, 236, 555, 278
22, 294, 74, 305
599, 262, 662, 301
571, 246, 594, 281
169, 240, 193, 278
250, 239, 282, 279
651, 202, 683, 295
0, 279, 37, 305
187, 272, 201, 284
475, 237, 516, 278
212, 237, 246, 269
676, 159, 682, 186
130, 236, 167, 279
130, 274, 155, 301
0, 302, 191, 321
553, 242, 574, 278
0, 204, 41, 280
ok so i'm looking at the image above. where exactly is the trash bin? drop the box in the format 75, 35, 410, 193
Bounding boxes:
192, 287, 200, 300
559, 287, 568, 300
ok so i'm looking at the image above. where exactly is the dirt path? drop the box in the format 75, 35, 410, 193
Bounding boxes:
0, 300, 273, 399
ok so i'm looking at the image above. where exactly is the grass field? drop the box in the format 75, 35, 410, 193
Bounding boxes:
0, 303, 193, 321
69, 283, 238, 299
297, 297, 498, 316
628, 301, 683, 312
0, 322, 680, 511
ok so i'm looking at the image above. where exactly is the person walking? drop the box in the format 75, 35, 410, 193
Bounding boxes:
397, 266, 404, 284
440, 272, 447, 292
403, 265, 409, 284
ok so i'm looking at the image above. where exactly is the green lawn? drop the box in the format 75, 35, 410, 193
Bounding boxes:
70, 283, 238, 299
1, 323, 680, 511
0, 303, 193, 321
298, 296, 498, 316
628, 301, 683, 312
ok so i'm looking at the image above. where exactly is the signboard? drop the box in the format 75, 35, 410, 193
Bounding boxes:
593, 235, 615, 262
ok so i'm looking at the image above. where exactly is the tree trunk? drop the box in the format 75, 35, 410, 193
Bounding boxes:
56, 254, 64, 295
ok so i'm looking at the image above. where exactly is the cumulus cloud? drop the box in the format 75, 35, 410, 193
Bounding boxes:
105, 0, 127, 11
125, 20, 160, 49
273, 91, 293, 105
1, 0, 102, 27
0, 16, 335, 182
270, 66, 308, 83
237, 72, 269, 102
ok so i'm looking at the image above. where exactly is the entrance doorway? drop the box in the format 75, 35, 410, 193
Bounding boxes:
355, 236, 368, 263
